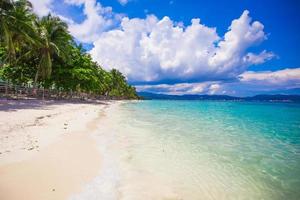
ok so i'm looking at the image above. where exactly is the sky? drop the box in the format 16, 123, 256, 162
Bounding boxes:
29, 0, 300, 96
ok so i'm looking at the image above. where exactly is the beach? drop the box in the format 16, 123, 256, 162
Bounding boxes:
1, 0, 299, 199
0, 99, 109, 200
1, 100, 300, 200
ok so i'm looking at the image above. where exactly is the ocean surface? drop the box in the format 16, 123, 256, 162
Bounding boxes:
72, 100, 300, 200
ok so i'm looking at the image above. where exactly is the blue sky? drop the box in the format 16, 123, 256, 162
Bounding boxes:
100, 0, 300, 71
30, 0, 300, 96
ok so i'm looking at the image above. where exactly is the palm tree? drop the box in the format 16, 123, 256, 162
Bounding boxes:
110, 68, 128, 97
0, 0, 36, 95
0, 0, 36, 65
34, 15, 72, 86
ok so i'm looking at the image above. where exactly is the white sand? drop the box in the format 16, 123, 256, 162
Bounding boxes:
0, 99, 111, 200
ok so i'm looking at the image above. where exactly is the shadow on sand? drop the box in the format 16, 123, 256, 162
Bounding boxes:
0, 99, 110, 112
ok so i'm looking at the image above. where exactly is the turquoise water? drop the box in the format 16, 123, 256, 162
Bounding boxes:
114, 101, 300, 200
72, 101, 300, 200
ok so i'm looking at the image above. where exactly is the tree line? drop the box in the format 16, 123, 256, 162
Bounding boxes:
0, 0, 139, 99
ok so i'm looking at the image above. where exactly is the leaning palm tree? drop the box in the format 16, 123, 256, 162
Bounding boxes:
0, 0, 36, 65
0, 0, 15, 64
34, 15, 72, 86
0, 0, 36, 96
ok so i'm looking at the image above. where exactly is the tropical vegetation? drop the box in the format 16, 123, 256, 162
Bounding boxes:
0, 0, 138, 99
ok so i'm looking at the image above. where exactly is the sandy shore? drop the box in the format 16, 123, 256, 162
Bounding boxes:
0, 99, 110, 200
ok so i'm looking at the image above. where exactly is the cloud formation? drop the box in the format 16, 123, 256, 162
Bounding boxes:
27, 1, 299, 95
136, 82, 222, 95
137, 68, 300, 95
118, 0, 130, 6
240, 68, 300, 87
29, 0, 53, 17
90, 10, 274, 84
65, 0, 122, 43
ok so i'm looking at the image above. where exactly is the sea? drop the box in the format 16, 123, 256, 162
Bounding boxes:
71, 100, 300, 200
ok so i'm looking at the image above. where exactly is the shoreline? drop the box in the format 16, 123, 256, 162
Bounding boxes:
0, 99, 112, 200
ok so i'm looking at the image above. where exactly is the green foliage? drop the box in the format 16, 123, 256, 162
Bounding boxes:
0, 0, 37, 64
0, 0, 138, 99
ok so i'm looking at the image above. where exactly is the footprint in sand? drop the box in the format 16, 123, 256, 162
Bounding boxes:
64, 123, 68, 129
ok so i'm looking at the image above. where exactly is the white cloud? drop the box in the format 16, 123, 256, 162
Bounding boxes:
65, 0, 122, 43
240, 68, 300, 87
208, 84, 222, 94
29, 0, 121, 43
90, 10, 274, 83
208, 10, 267, 74
28, 1, 298, 95
224, 68, 300, 95
243, 50, 275, 65
136, 68, 300, 95
29, 0, 53, 17
28, 3, 275, 84
135, 82, 223, 95
118, 0, 129, 6
26, 0, 299, 95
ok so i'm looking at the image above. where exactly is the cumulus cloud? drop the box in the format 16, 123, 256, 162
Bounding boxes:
208, 11, 267, 74
28, 1, 297, 95
28, 2, 275, 85
65, 0, 122, 43
240, 68, 300, 87
29, 0, 54, 17
29, 0, 122, 43
90, 10, 274, 84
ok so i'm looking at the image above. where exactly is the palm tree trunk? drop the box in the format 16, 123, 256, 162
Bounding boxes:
5, 80, 8, 96
33, 71, 39, 96
42, 87, 45, 100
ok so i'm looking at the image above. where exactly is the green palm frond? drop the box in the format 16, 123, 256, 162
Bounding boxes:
0, 0, 37, 65
49, 41, 60, 56
33, 14, 72, 82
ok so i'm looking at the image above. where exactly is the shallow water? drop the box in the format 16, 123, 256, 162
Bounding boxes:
72, 101, 300, 200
